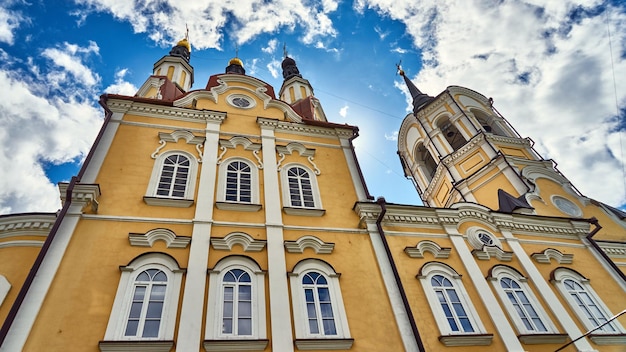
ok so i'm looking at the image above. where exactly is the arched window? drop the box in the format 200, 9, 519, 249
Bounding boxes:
145, 151, 198, 207
552, 268, 624, 334
414, 142, 437, 182
101, 253, 183, 346
437, 117, 466, 152
472, 109, 508, 136
418, 262, 487, 337
205, 256, 267, 350
216, 158, 261, 211
488, 266, 557, 336
289, 259, 352, 349
280, 164, 324, 216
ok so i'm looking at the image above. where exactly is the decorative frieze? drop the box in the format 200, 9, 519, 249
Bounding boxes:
284, 235, 334, 254
128, 228, 191, 249
404, 240, 451, 258
211, 232, 266, 252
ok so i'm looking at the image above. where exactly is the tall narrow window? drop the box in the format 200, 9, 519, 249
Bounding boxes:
125, 269, 168, 338
156, 154, 190, 198
431, 274, 474, 333
221, 269, 253, 336
552, 268, 625, 336
225, 161, 252, 203
500, 277, 546, 332
289, 259, 353, 350
303, 271, 337, 336
414, 142, 437, 183
288, 166, 315, 208
437, 117, 466, 152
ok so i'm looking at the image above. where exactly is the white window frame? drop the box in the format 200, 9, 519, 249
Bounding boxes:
102, 253, 184, 342
216, 158, 261, 211
552, 268, 625, 334
418, 262, 487, 336
144, 150, 197, 206
289, 259, 352, 349
489, 266, 558, 335
280, 163, 324, 216
205, 256, 267, 342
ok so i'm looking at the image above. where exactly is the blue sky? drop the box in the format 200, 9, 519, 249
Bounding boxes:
0, 0, 625, 214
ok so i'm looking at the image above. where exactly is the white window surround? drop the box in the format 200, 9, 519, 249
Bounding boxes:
0, 275, 10, 307
418, 262, 492, 346
280, 163, 324, 216
466, 227, 513, 261
144, 150, 198, 207
100, 253, 184, 351
205, 256, 268, 351
488, 266, 562, 343
551, 268, 626, 339
288, 259, 353, 350
216, 157, 261, 212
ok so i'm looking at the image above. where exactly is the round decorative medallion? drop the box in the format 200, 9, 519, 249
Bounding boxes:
227, 94, 255, 109
552, 196, 582, 217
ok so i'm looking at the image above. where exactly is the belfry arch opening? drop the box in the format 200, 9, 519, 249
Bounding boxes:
472, 109, 507, 136
436, 117, 466, 152
414, 142, 438, 183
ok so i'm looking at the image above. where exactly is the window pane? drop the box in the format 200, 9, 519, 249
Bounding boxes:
223, 302, 233, 318
459, 318, 474, 332
223, 318, 233, 334
146, 302, 163, 318
306, 303, 317, 319
124, 320, 139, 336
308, 319, 319, 334
129, 302, 143, 319
142, 320, 160, 337
238, 318, 252, 335
238, 301, 252, 317
320, 303, 334, 318
323, 319, 337, 335
239, 285, 252, 300
318, 287, 330, 301
304, 288, 315, 302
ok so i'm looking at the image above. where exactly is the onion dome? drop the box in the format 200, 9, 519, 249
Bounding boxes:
281, 56, 302, 80
225, 56, 245, 75
169, 38, 191, 62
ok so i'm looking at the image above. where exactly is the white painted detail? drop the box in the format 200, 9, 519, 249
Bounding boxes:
0, 275, 10, 307
210, 232, 267, 252
284, 235, 334, 254
128, 228, 191, 248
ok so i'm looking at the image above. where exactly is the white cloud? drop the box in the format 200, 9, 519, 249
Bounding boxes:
0, 42, 103, 214
267, 59, 281, 79
42, 41, 101, 87
339, 104, 349, 117
76, 0, 339, 50
374, 26, 389, 40
262, 38, 278, 54
391, 47, 407, 54
105, 68, 138, 96
0, 3, 25, 45
385, 131, 398, 141
362, 0, 626, 207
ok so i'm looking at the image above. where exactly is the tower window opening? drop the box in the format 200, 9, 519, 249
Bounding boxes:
472, 109, 507, 136
415, 143, 437, 182
437, 118, 466, 152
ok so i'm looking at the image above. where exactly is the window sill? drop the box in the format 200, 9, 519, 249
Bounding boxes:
143, 196, 194, 208
216, 202, 262, 212
518, 333, 568, 344
99, 340, 174, 352
294, 338, 354, 350
438, 333, 493, 346
283, 207, 325, 217
203, 339, 269, 351
589, 333, 626, 345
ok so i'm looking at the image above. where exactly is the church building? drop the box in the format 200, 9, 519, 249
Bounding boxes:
1, 37, 625, 352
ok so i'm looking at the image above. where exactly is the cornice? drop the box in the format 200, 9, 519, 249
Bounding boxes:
441, 133, 485, 166
58, 183, 101, 212
106, 99, 226, 123
485, 134, 532, 149
0, 213, 56, 238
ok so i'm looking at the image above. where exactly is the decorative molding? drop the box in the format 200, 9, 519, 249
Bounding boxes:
0, 240, 45, 248
294, 338, 354, 350
143, 196, 194, 208
531, 248, 574, 264
284, 235, 335, 254
438, 334, 494, 346
151, 130, 205, 162
404, 240, 451, 258
441, 133, 485, 166
216, 136, 263, 168
128, 228, 191, 248
215, 202, 262, 212
203, 339, 269, 351
210, 232, 266, 252
472, 246, 514, 261
517, 333, 568, 345
0, 213, 55, 238
597, 241, 626, 258
106, 98, 227, 123
589, 333, 626, 345
98, 340, 174, 352
58, 182, 101, 212
283, 207, 326, 217
276, 142, 320, 174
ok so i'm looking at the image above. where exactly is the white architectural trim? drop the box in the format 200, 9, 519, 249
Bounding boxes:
210, 232, 267, 252
102, 253, 184, 342
0, 275, 10, 307
99, 340, 174, 352
487, 265, 559, 336
279, 163, 323, 211
205, 256, 267, 343
289, 259, 351, 343
203, 339, 269, 351
339, 137, 367, 201
276, 142, 320, 175
404, 240, 451, 259
0, 213, 55, 238
144, 149, 198, 203
0, 240, 45, 248
531, 248, 574, 264
82, 112, 123, 183
58, 182, 102, 213
216, 157, 261, 205
284, 235, 334, 254
128, 228, 191, 248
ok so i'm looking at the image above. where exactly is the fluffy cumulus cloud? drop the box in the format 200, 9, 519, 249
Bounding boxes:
105, 68, 138, 96
75, 0, 339, 49
0, 1, 25, 44
359, 0, 626, 206
339, 104, 349, 118
0, 43, 102, 214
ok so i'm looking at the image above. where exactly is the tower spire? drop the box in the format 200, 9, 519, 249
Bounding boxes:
396, 64, 434, 112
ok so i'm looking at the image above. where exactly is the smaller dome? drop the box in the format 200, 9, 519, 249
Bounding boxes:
281, 56, 296, 69
229, 57, 243, 67
176, 38, 191, 52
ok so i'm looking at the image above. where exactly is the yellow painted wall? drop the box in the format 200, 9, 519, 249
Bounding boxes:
0, 245, 42, 324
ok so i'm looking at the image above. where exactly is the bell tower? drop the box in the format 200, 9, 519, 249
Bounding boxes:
152, 37, 194, 92
397, 68, 538, 211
